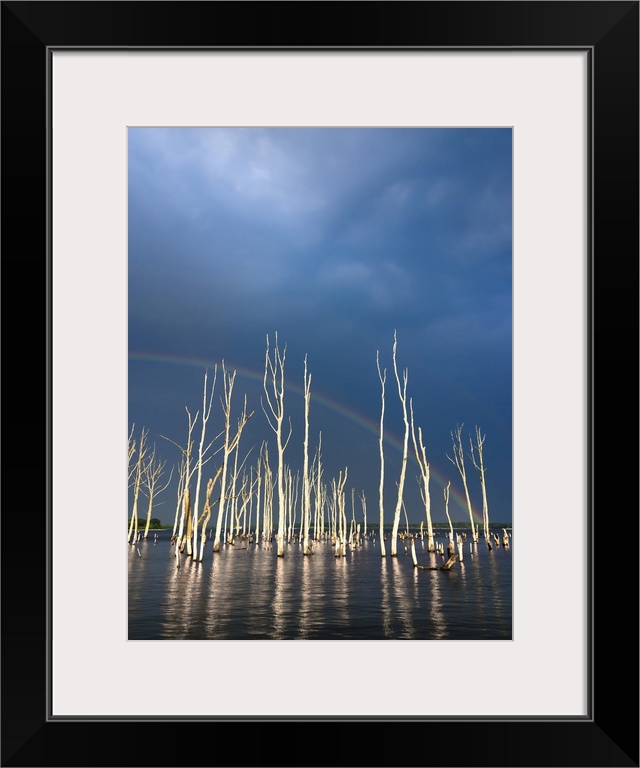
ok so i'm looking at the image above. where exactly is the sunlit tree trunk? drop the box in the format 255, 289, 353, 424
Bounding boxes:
470, 426, 491, 543
410, 399, 435, 552
320, 483, 327, 539
171, 456, 188, 538
191, 367, 217, 560
336, 468, 348, 556
390, 331, 409, 557
239, 473, 252, 538
285, 467, 299, 542
162, 406, 198, 553
329, 479, 337, 543
376, 351, 387, 557
197, 466, 223, 561
212, 365, 254, 552
227, 418, 241, 543
261, 444, 273, 542
262, 333, 292, 557
444, 481, 455, 554
312, 434, 323, 541
411, 537, 418, 567
255, 445, 264, 541
447, 423, 477, 542
212, 366, 234, 552
141, 447, 173, 538
127, 426, 137, 541
360, 490, 367, 537
128, 426, 149, 544
176, 488, 190, 568
302, 356, 313, 554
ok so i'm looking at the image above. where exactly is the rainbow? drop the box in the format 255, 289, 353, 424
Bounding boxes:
129, 350, 483, 523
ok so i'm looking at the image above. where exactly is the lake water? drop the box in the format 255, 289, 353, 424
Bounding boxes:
128, 529, 512, 640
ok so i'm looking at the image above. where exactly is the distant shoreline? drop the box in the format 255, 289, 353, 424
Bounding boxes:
128, 523, 512, 532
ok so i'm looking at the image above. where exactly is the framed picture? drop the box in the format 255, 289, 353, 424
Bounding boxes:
3, 2, 637, 766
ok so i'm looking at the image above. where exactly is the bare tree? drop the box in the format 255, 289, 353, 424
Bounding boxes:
162, 406, 198, 555
470, 426, 490, 544
312, 433, 324, 540
212, 366, 254, 551
447, 423, 477, 542
444, 480, 454, 548
170, 454, 189, 538
141, 447, 173, 538
334, 468, 348, 556
261, 442, 274, 543
390, 331, 410, 557
301, 355, 313, 554
196, 465, 223, 561
410, 399, 435, 552
128, 426, 149, 544
191, 367, 218, 561
176, 488, 190, 568
262, 333, 292, 557
211, 365, 235, 551
376, 350, 387, 557
128, 423, 136, 467
254, 443, 264, 541
226, 396, 252, 544
360, 490, 367, 537
127, 423, 137, 539
285, 467, 299, 542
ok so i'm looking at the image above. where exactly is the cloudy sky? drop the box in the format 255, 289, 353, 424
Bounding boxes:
128, 127, 512, 527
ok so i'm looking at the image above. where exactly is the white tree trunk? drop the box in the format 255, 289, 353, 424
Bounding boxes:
128, 426, 148, 544
302, 356, 312, 555
262, 333, 291, 557
390, 332, 409, 557
470, 426, 490, 541
444, 482, 455, 551
191, 367, 217, 560
376, 351, 387, 558
410, 401, 435, 552
447, 424, 477, 542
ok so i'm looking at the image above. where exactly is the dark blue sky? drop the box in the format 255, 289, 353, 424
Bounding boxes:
128, 127, 512, 526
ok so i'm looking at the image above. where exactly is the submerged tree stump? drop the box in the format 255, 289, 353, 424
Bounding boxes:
417, 553, 459, 571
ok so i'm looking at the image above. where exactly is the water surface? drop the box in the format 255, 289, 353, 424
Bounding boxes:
128, 530, 512, 640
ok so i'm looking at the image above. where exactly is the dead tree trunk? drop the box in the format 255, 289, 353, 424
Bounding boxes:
212, 365, 236, 552
360, 490, 367, 537
262, 333, 292, 557
162, 405, 199, 553
376, 351, 387, 557
261, 444, 273, 542
141, 447, 173, 538
255, 444, 264, 541
335, 468, 348, 556
447, 423, 477, 542
302, 356, 312, 554
191, 367, 217, 561
390, 331, 409, 557
175, 488, 191, 567
470, 426, 490, 543
312, 434, 323, 541
444, 481, 455, 549
127, 426, 138, 542
197, 467, 223, 561
171, 455, 188, 538
128, 426, 149, 544
410, 400, 435, 552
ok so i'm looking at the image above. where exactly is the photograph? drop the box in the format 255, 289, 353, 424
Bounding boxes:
127, 126, 514, 642
2, 0, 637, 766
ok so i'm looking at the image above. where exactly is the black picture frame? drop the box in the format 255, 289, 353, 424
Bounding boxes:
2, 2, 638, 766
